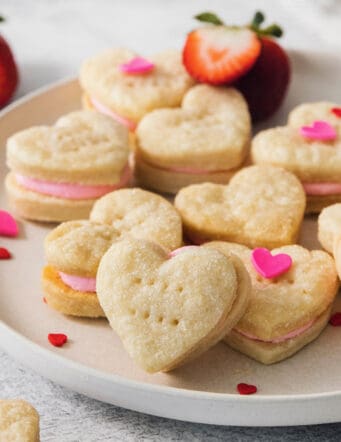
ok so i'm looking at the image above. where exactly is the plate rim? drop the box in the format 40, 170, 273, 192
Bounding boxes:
1, 319, 341, 402
1, 69, 341, 427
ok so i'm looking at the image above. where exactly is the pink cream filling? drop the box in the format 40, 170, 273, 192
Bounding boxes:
234, 318, 315, 344
59, 272, 96, 293
15, 164, 131, 200
90, 97, 137, 131
302, 182, 341, 196
147, 161, 232, 175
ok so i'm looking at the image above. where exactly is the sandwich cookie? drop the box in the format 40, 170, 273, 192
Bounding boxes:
43, 221, 119, 317
135, 84, 251, 193
252, 102, 341, 213
205, 241, 339, 364
5, 111, 130, 222
90, 187, 183, 252
175, 165, 306, 248
96, 238, 251, 372
43, 189, 183, 317
318, 203, 341, 280
80, 48, 194, 131
318, 203, 341, 253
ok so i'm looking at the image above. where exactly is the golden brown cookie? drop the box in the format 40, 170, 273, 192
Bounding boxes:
135, 85, 251, 193
6, 111, 130, 222
0, 399, 39, 442
80, 48, 194, 128
205, 241, 339, 364
43, 188, 183, 317
90, 188, 183, 252
96, 239, 250, 373
252, 102, 341, 213
175, 165, 306, 248
318, 203, 341, 280
43, 220, 120, 317
318, 203, 341, 253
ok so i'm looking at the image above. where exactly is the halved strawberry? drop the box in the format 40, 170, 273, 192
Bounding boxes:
183, 26, 261, 85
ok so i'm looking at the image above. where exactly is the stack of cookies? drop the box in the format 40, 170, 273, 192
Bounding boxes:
4, 44, 341, 375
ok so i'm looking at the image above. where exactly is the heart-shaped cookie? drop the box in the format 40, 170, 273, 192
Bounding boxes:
252, 102, 341, 213
5, 110, 130, 221
0, 400, 40, 441
90, 188, 183, 252
318, 203, 341, 280
43, 189, 183, 317
80, 48, 194, 124
318, 203, 341, 253
135, 84, 251, 193
205, 241, 339, 364
43, 220, 120, 317
96, 238, 251, 373
174, 165, 306, 249
7, 111, 128, 184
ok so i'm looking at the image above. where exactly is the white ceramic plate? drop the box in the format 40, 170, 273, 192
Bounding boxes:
1, 50, 341, 427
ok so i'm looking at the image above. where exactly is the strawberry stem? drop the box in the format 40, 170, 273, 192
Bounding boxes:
259, 24, 283, 38
194, 10, 283, 37
251, 11, 264, 29
0, 15, 5, 23
194, 12, 225, 26
250, 11, 283, 38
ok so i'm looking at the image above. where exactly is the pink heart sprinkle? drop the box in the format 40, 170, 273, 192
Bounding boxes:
331, 107, 341, 118
300, 120, 336, 141
0, 210, 19, 237
119, 57, 154, 75
251, 248, 292, 279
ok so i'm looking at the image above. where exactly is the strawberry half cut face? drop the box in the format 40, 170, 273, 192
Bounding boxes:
183, 26, 261, 85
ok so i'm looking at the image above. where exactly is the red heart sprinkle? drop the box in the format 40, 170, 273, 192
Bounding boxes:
329, 312, 341, 326
331, 107, 341, 118
48, 333, 68, 347
237, 383, 258, 395
0, 247, 11, 259
43, 297, 47, 304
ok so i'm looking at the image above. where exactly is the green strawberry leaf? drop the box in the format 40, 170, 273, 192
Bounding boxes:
250, 11, 283, 38
251, 11, 265, 30
194, 12, 225, 26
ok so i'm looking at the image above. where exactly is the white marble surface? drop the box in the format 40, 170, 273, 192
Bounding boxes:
1, 0, 341, 440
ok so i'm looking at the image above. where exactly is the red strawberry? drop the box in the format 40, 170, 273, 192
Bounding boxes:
183, 13, 261, 85
234, 13, 290, 122
0, 16, 19, 108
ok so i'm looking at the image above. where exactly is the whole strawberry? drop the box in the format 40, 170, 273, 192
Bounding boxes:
235, 12, 290, 122
0, 15, 19, 108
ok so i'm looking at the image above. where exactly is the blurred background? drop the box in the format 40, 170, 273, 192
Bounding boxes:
2, 0, 341, 99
